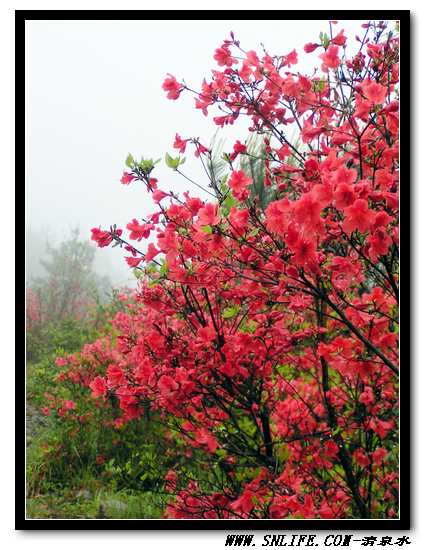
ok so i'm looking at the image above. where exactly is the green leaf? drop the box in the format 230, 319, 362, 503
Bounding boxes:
165, 152, 174, 169
248, 227, 260, 238
221, 193, 237, 216
165, 153, 181, 170
219, 175, 229, 193
159, 262, 169, 277
125, 153, 135, 168
243, 320, 257, 334
200, 225, 213, 234
222, 306, 240, 319
313, 79, 326, 93
139, 158, 154, 172
322, 33, 330, 49
276, 444, 289, 462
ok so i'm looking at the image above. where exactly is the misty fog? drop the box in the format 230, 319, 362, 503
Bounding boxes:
25, 18, 366, 289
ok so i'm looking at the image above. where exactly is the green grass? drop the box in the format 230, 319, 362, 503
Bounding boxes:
27, 488, 164, 519
26, 420, 168, 519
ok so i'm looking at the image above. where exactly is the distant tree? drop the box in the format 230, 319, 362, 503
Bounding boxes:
27, 229, 111, 328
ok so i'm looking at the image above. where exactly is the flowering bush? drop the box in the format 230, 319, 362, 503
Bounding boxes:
77, 20, 399, 519
26, 292, 181, 514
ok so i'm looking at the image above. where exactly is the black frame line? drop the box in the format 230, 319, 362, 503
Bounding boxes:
17, 9, 410, 531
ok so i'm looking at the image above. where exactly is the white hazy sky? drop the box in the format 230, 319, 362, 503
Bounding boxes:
25, 18, 369, 283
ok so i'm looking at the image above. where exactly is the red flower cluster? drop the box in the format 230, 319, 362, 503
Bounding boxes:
79, 21, 399, 519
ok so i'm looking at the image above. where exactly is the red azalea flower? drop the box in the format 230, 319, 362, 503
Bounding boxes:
292, 238, 317, 267
162, 74, 182, 100
304, 42, 319, 53
120, 171, 136, 185
198, 203, 220, 226
194, 142, 209, 157
145, 243, 160, 262
343, 199, 375, 234
229, 140, 247, 161
91, 227, 113, 248
229, 170, 252, 198
332, 30, 347, 46
125, 256, 142, 268
107, 364, 126, 386
89, 376, 107, 398
335, 183, 356, 209
174, 133, 188, 154
319, 45, 340, 71
152, 189, 170, 203
362, 79, 387, 105
213, 45, 236, 67
126, 219, 152, 241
